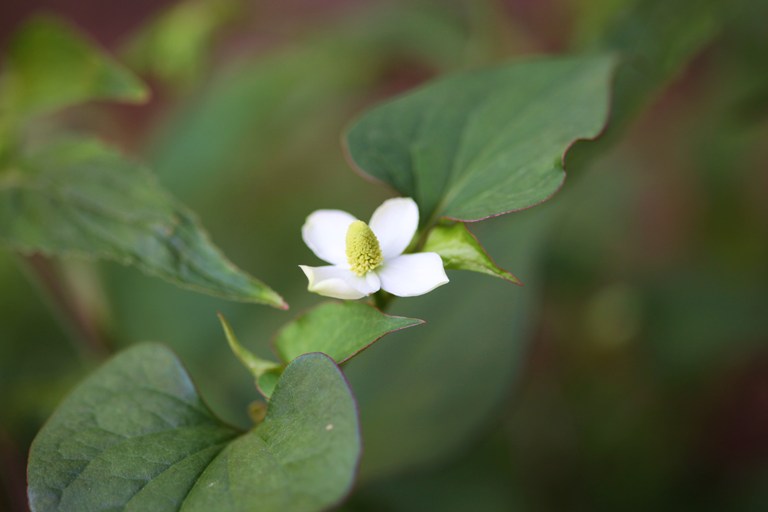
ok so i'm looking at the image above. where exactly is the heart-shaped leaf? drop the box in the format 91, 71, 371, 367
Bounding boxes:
423, 222, 520, 284
0, 138, 286, 308
344, 55, 614, 222
0, 16, 149, 123
274, 301, 424, 364
28, 343, 360, 512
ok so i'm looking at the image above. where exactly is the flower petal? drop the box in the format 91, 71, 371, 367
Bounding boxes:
302, 209, 357, 265
377, 253, 449, 297
300, 265, 381, 300
369, 197, 419, 259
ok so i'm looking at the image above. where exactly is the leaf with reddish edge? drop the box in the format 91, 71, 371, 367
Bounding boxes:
344, 54, 615, 224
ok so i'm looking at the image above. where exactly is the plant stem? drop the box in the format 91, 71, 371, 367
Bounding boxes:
0, 429, 27, 512
372, 222, 445, 312
18, 254, 112, 358
372, 290, 394, 311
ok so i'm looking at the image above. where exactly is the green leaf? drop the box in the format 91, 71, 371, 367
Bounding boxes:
255, 367, 283, 400
0, 16, 149, 122
423, 222, 521, 284
0, 137, 286, 308
28, 344, 361, 512
344, 55, 615, 222
217, 313, 284, 399
181, 352, 360, 512
274, 301, 424, 364
218, 313, 281, 377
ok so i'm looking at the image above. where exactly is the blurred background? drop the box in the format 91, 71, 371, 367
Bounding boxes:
1, 0, 767, 510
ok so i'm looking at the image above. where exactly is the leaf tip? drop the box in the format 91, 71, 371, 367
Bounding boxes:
126, 81, 152, 104
217, 312, 282, 384
502, 271, 524, 286
216, 312, 237, 349
259, 288, 289, 310
396, 315, 426, 329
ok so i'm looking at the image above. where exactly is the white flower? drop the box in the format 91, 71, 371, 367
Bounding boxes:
299, 197, 449, 300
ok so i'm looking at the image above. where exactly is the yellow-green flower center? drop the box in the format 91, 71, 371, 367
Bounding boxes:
346, 220, 383, 276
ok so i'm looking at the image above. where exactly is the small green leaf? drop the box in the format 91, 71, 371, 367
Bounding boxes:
256, 367, 283, 400
344, 55, 615, 222
274, 301, 424, 364
423, 222, 520, 284
28, 344, 361, 512
218, 313, 281, 377
0, 137, 286, 308
0, 16, 149, 122
217, 313, 284, 399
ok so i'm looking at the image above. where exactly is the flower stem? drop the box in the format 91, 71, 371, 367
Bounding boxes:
0, 429, 27, 512
17, 254, 112, 358
372, 290, 394, 312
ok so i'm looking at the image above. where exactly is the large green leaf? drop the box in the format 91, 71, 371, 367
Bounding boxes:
28, 344, 360, 512
344, 55, 614, 222
0, 16, 149, 122
0, 138, 286, 308
274, 301, 424, 364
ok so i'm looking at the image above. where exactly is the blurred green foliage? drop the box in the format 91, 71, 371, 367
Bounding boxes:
0, 16, 147, 123
2, 0, 768, 510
